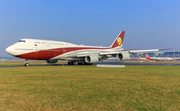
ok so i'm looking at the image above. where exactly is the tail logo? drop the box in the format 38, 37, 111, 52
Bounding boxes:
117, 38, 122, 46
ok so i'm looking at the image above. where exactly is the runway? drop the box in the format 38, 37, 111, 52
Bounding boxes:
102, 61, 180, 66
1, 60, 180, 68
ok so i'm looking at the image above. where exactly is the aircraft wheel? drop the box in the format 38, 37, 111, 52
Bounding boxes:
81, 61, 85, 65
68, 61, 74, 65
68, 62, 71, 65
78, 61, 82, 65
24, 63, 30, 67
84, 62, 90, 65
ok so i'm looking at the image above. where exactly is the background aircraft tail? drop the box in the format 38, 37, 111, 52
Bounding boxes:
145, 53, 151, 59
110, 31, 125, 48
139, 56, 142, 59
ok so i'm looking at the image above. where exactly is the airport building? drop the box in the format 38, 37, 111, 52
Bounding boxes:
131, 51, 180, 57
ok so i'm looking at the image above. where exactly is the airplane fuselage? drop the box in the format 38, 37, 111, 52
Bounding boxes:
6, 39, 119, 60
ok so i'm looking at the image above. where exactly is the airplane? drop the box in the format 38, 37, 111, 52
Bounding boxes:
145, 53, 173, 61
139, 56, 146, 61
6, 31, 169, 66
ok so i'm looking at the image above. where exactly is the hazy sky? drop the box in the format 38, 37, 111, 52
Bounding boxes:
1, 0, 180, 57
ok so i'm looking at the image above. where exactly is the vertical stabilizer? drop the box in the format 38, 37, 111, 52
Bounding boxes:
139, 56, 142, 59
110, 31, 125, 48
145, 53, 151, 59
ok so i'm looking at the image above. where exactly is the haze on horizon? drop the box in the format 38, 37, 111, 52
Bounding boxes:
1, 0, 180, 57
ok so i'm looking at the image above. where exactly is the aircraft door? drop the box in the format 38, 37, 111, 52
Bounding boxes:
34, 44, 38, 53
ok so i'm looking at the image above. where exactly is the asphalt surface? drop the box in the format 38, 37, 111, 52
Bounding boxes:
102, 61, 180, 66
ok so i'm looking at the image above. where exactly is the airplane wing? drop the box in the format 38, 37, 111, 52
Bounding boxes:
67, 48, 171, 57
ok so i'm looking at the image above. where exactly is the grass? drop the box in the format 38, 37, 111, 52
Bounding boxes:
0, 65, 180, 110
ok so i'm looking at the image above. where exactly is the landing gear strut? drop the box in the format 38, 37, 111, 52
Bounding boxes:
78, 61, 83, 65
24, 59, 29, 67
68, 61, 74, 65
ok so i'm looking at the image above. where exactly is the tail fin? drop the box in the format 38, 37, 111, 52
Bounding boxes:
110, 31, 125, 48
145, 53, 150, 59
139, 56, 142, 59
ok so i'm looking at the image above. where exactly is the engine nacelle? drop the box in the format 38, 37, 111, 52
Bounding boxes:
116, 52, 130, 61
85, 55, 99, 63
46, 59, 58, 63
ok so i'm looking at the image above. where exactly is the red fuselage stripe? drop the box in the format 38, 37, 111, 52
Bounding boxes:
16, 47, 111, 60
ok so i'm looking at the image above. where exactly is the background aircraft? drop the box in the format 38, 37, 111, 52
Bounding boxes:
145, 53, 173, 61
6, 31, 167, 66
139, 56, 147, 61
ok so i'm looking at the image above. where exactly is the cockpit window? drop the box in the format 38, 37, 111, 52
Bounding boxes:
18, 40, 26, 42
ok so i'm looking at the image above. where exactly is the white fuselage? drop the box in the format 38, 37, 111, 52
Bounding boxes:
149, 57, 173, 61
6, 39, 121, 61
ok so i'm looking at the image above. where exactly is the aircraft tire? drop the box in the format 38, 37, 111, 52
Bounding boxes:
68, 61, 74, 65
24, 63, 29, 67
84, 62, 90, 65
78, 61, 83, 65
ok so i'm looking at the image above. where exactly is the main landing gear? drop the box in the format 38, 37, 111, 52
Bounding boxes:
24, 59, 30, 67
68, 61, 92, 65
68, 61, 74, 65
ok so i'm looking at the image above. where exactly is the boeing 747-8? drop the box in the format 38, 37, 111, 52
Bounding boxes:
6, 31, 168, 66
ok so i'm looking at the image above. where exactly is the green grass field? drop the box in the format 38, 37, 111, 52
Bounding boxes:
0, 65, 180, 110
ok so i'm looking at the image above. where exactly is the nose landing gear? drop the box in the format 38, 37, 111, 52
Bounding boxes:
24, 59, 30, 67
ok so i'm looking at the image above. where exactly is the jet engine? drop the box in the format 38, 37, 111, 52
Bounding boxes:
116, 52, 130, 61
46, 59, 58, 63
85, 55, 99, 63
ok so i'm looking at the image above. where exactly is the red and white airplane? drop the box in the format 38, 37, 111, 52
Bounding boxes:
6, 31, 166, 66
145, 53, 173, 61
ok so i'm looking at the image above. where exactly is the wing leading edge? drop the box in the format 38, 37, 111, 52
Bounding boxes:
67, 48, 170, 57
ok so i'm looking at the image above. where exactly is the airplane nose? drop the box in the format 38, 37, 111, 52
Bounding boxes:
6, 47, 10, 53
6, 46, 15, 55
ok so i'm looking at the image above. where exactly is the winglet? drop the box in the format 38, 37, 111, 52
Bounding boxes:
110, 31, 125, 48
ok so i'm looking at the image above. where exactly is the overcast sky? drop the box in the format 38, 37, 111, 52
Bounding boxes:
1, 0, 180, 57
